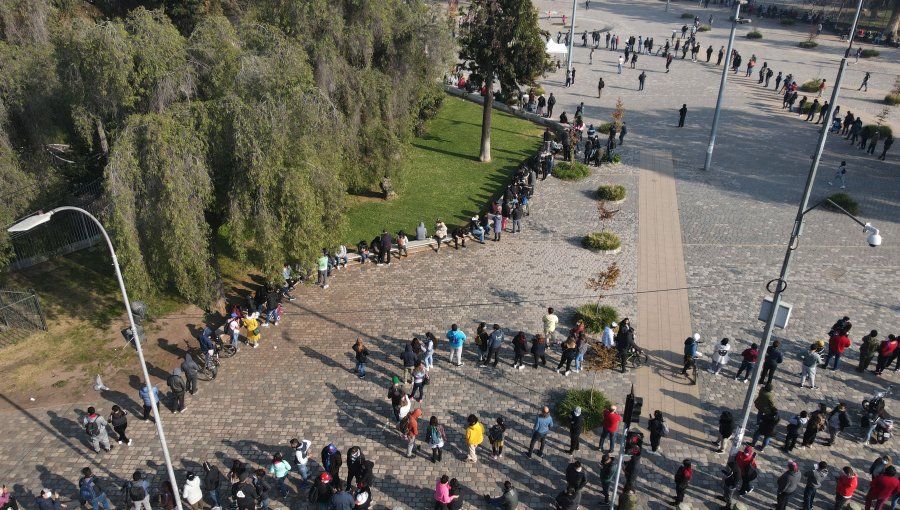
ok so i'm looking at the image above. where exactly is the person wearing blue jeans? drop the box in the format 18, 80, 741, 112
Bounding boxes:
202, 461, 221, 509
575, 339, 590, 372
822, 333, 850, 370
227, 316, 240, 351
79, 468, 111, 510
409, 364, 427, 401
267, 454, 291, 498
423, 332, 435, 370
352, 338, 369, 378
526, 406, 554, 457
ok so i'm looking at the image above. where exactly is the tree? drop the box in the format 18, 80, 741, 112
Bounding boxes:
460, 0, 546, 162
888, 0, 900, 40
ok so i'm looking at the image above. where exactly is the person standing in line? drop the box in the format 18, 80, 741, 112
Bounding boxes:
488, 417, 506, 460
822, 329, 852, 370
678, 104, 688, 127
530, 334, 547, 368
615, 318, 634, 372
706, 44, 713, 62
708, 337, 731, 375
492, 211, 503, 241
817, 101, 830, 124
865, 466, 900, 510
427, 416, 447, 463
801, 403, 828, 447
802, 461, 829, 510
409, 363, 427, 402
542, 308, 559, 345
125, 471, 152, 510
598, 454, 615, 504
617, 55, 624, 74
671, 460, 693, 506
465, 414, 484, 463
868, 130, 881, 155
734, 342, 759, 382
567, 407, 584, 454
511, 205, 523, 234
716, 45, 725, 65
760, 340, 784, 385
405, 408, 422, 458
879, 134, 893, 160
138, 384, 160, 423
775, 461, 802, 510
485, 324, 504, 367
713, 410, 735, 453
564, 69, 571, 88
647, 410, 669, 454
599, 405, 621, 452
574, 333, 590, 373
182, 473, 206, 510
79, 468, 110, 510
782, 411, 808, 452
556, 336, 577, 376
834, 466, 858, 510
800, 343, 822, 389
512, 332, 528, 370
571, 67, 576, 84
828, 161, 848, 189
82, 406, 112, 454
108, 405, 131, 446
858, 330, 881, 372
722, 460, 743, 509
167, 367, 187, 413
446, 324, 466, 366
565, 461, 587, 508
526, 406, 553, 458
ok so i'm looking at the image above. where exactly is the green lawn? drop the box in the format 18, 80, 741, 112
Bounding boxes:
343, 96, 543, 244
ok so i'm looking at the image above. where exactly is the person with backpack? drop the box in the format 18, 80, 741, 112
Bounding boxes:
526, 406, 553, 458
108, 405, 130, 446
567, 408, 584, 454
387, 377, 405, 422
182, 473, 206, 510
426, 416, 447, 463
488, 417, 507, 460
138, 384, 160, 422
465, 414, 484, 463
401, 408, 422, 458
124, 471, 151, 510
321, 444, 342, 487
82, 406, 111, 453
266, 453, 290, 499
647, 410, 669, 454
289, 438, 312, 483
201, 461, 221, 510
79, 468, 110, 510
308, 473, 332, 510
167, 367, 187, 413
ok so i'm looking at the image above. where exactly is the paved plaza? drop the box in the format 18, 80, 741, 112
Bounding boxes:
2, 1, 900, 509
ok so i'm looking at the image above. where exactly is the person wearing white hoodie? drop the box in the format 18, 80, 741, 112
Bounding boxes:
182, 473, 206, 510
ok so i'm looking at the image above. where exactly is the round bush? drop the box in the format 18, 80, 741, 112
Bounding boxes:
780, 18, 796, 26
597, 184, 626, 201
797, 101, 815, 114
861, 49, 880, 58
554, 161, 591, 181
862, 124, 892, 139
885, 94, 900, 106
574, 303, 619, 334
681, 12, 695, 19
582, 231, 621, 251
800, 79, 822, 93
746, 30, 763, 39
799, 40, 818, 48
612, 153, 622, 164
697, 24, 711, 32
597, 122, 612, 134
555, 389, 612, 430
827, 193, 859, 216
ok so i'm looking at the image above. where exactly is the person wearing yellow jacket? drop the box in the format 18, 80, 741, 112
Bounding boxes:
242, 313, 261, 348
465, 414, 484, 463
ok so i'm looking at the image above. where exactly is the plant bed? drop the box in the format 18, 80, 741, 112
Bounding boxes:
799, 40, 818, 48
697, 24, 711, 32
885, 94, 900, 106
582, 231, 621, 252
574, 303, 619, 334
554, 161, 592, 181
597, 184, 626, 202
746, 30, 762, 39
780, 18, 796, 26
862, 125, 893, 139
555, 388, 612, 429
860, 49, 880, 58
799, 79, 822, 93
681, 12, 695, 19
827, 193, 859, 216
596, 122, 612, 134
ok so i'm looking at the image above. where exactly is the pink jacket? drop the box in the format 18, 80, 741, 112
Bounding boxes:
434, 480, 452, 504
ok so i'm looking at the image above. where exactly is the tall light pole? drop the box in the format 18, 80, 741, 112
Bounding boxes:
8, 207, 184, 510
703, 0, 749, 171
728, 0, 869, 458
566, 0, 577, 72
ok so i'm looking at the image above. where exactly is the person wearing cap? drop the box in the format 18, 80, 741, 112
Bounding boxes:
35, 489, 66, 510
310, 473, 333, 510
601, 322, 616, 349
671, 459, 693, 506
775, 461, 801, 510
568, 407, 584, 454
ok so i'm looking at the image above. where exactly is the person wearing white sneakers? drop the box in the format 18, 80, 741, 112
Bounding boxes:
827, 161, 848, 189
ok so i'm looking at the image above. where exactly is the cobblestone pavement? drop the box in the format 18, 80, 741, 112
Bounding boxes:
533, 0, 900, 509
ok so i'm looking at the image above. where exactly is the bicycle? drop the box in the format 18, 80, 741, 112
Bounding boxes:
684, 338, 704, 385
625, 347, 649, 368
186, 342, 220, 381
214, 327, 237, 358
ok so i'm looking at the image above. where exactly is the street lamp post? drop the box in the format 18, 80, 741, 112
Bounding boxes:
566, 0, 577, 73
729, 0, 869, 457
703, 0, 748, 171
8, 206, 184, 510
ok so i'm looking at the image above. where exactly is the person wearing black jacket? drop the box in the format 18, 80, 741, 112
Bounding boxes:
567, 408, 584, 454
564, 461, 587, 508
202, 461, 221, 510
167, 368, 186, 414
345, 447, 367, 491
648, 410, 668, 453
400, 344, 417, 384
760, 340, 784, 386
615, 318, 635, 373
512, 332, 528, 370
321, 444, 342, 487
713, 410, 735, 453
310, 473, 333, 509
251, 469, 270, 510
554, 487, 577, 510
264, 286, 279, 326
233, 475, 256, 510
722, 460, 742, 509
623, 453, 641, 492
599, 454, 614, 504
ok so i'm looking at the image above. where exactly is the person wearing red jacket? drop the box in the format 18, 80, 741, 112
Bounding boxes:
834, 466, 858, 510
671, 460, 693, 505
735, 446, 759, 495
599, 405, 621, 453
875, 335, 899, 375
823, 333, 852, 370
865, 466, 899, 510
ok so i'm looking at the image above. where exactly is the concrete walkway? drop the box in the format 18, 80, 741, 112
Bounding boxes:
634, 150, 702, 444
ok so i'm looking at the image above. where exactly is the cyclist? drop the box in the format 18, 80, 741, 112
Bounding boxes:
198, 327, 215, 369
680, 334, 699, 375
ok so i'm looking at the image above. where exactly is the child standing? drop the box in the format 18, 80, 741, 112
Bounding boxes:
489, 417, 507, 460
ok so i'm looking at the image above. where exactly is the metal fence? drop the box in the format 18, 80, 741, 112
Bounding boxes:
4, 179, 107, 272
0, 289, 47, 345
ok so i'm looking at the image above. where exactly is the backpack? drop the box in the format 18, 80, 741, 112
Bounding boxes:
429, 426, 442, 445
79, 478, 98, 501
397, 415, 410, 435
85, 418, 101, 437
488, 424, 504, 442
128, 482, 147, 502
306, 484, 319, 504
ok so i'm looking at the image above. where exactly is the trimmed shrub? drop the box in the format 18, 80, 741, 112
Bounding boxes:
798, 101, 815, 114
554, 161, 591, 181
597, 122, 612, 134
597, 184, 626, 201
861, 49, 880, 58
612, 153, 622, 164
697, 24, 711, 32
799, 40, 818, 48
800, 79, 822, 93
827, 193, 859, 216
862, 125, 892, 139
780, 18, 797, 26
681, 12, 695, 19
555, 388, 612, 429
746, 30, 763, 39
574, 303, 619, 334
582, 231, 621, 251
885, 94, 900, 106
